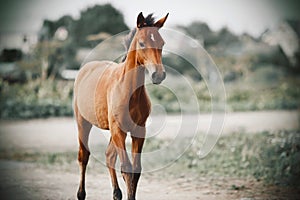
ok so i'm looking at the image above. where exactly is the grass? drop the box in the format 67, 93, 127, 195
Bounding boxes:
1, 130, 299, 187
172, 130, 300, 187
0, 151, 77, 166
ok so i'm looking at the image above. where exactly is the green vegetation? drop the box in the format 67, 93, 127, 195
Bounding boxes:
0, 151, 77, 166
188, 131, 300, 186
1, 71, 299, 119
0, 79, 73, 119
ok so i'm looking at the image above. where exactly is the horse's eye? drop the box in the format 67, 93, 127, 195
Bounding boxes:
139, 41, 145, 49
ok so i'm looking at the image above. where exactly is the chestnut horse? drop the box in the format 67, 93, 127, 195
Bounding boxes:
73, 12, 168, 200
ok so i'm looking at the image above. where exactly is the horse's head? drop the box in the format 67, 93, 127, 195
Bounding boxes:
135, 12, 168, 84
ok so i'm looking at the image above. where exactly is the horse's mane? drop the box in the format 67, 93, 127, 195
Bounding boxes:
122, 14, 155, 62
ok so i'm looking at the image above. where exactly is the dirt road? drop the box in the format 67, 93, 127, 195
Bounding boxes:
1, 159, 298, 200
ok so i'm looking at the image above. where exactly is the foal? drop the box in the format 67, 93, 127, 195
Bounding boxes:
73, 12, 168, 200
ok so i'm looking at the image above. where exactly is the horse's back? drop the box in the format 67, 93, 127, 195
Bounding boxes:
74, 61, 117, 126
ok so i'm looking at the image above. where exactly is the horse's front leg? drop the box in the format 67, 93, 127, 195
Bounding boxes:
129, 127, 146, 200
110, 124, 133, 199
106, 138, 122, 200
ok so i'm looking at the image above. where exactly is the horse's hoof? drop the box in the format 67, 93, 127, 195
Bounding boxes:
113, 188, 122, 200
77, 190, 86, 200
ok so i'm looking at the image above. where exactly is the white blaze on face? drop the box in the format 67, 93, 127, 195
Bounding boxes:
150, 33, 155, 42
146, 63, 156, 76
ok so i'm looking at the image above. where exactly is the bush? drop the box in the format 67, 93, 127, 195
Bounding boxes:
183, 131, 300, 186
0, 79, 73, 119
258, 131, 300, 185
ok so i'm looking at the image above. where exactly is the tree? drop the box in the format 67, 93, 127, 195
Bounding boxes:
34, 3, 129, 79
39, 15, 74, 41
72, 4, 128, 46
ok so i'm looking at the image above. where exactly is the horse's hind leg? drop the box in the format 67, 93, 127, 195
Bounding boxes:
106, 138, 122, 200
75, 105, 92, 200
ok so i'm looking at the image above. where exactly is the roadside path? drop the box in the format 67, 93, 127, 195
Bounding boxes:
0, 110, 298, 151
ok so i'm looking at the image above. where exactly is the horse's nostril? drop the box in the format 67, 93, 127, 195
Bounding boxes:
152, 72, 157, 80
151, 71, 166, 84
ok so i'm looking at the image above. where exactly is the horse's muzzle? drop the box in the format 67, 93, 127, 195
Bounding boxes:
151, 71, 166, 84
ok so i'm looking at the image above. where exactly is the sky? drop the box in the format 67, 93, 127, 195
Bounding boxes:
0, 0, 299, 37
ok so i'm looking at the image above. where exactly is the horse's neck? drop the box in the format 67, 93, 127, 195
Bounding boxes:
119, 50, 145, 100
113, 51, 145, 104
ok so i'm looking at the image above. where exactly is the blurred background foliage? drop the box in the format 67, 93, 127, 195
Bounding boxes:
0, 3, 300, 119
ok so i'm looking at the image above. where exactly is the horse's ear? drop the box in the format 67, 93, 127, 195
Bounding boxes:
154, 13, 169, 28
137, 12, 145, 28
